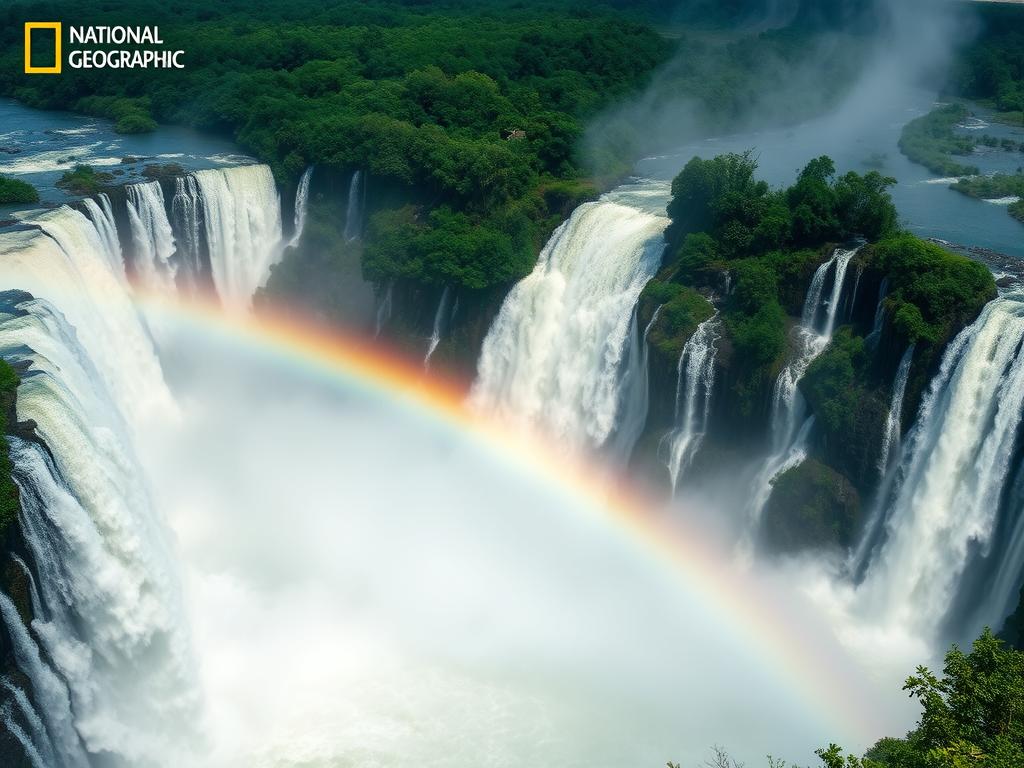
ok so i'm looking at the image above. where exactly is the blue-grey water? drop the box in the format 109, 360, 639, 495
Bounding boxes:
638, 91, 1024, 259
0, 98, 251, 218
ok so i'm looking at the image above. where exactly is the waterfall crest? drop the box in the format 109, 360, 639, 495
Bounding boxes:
126, 181, 177, 294
471, 182, 668, 453
0, 218, 199, 764
193, 164, 283, 309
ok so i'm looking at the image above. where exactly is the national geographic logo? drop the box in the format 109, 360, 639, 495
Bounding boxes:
24, 23, 185, 74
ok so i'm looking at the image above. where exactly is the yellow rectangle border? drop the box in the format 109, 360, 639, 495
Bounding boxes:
24, 22, 62, 74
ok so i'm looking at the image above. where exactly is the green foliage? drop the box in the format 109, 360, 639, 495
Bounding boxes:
951, 174, 1024, 227
0, 175, 39, 204
0, 0, 671, 291
0, 360, 20, 534
640, 281, 714, 360
363, 204, 534, 289
762, 458, 861, 552
898, 105, 980, 178
947, 10, 1024, 126
951, 173, 1024, 201
802, 328, 866, 435
56, 164, 114, 196
840, 630, 1024, 768
872, 234, 996, 345
665, 153, 897, 263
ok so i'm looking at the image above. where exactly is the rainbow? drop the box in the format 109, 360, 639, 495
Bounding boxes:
139, 293, 891, 750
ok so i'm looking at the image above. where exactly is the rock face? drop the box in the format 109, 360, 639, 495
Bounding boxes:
762, 459, 861, 552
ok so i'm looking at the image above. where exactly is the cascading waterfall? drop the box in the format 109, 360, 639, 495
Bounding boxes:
854, 295, 1024, 636
877, 345, 915, 476
193, 164, 283, 309
375, 281, 394, 338
0, 213, 201, 765
171, 175, 203, 283
665, 314, 720, 493
289, 166, 313, 248
865, 277, 889, 348
80, 194, 123, 279
746, 248, 859, 528
0, 164, 288, 763
344, 170, 363, 242
423, 286, 451, 370
471, 182, 668, 453
126, 181, 177, 295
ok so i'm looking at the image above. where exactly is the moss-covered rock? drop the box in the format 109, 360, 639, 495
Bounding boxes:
762, 458, 862, 553
638, 280, 715, 363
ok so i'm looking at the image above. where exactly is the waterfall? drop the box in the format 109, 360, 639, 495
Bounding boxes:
193, 165, 283, 309
865, 277, 889, 349
424, 286, 451, 370
80, 193, 123, 278
289, 166, 313, 248
0, 215, 199, 764
605, 307, 652, 462
775, 248, 858, 456
344, 170, 363, 242
171, 175, 203, 282
855, 295, 1024, 636
471, 184, 667, 452
665, 314, 720, 493
126, 181, 177, 294
374, 281, 394, 338
877, 345, 915, 476
747, 248, 858, 530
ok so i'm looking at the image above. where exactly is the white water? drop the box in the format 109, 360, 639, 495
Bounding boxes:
374, 282, 393, 338
865, 277, 889, 349
171, 175, 203, 283
471, 181, 669, 453
0, 193, 892, 767
80, 194, 123, 279
344, 170, 363, 242
289, 166, 313, 248
877, 345, 914, 477
193, 165, 283, 309
423, 286, 451, 370
665, 314, 720, 493
747, 248, 859, 530
126, 181, 178, 295
853, 295, 1024, 637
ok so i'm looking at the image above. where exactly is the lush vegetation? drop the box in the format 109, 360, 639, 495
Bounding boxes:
951, 174, 1024, 226
823, 629, 1024, 768
897, 105, 979, 178
639, 280, 714, 361
56, 164, 114, 196
1, 0, 671, 292
672, 629, 1024, 767
658, 151, 897, 417
0, 175, 38, 205
948, 5, 1024, 126
655, 152, 993, 547
871, 234, 995, 346
0, 360, 20, 535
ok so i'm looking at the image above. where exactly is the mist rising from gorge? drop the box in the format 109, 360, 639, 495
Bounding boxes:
584, 0, 978, 173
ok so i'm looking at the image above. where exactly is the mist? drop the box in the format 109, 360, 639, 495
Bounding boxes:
132, 313, 906, 768
584, 0, 978, 173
